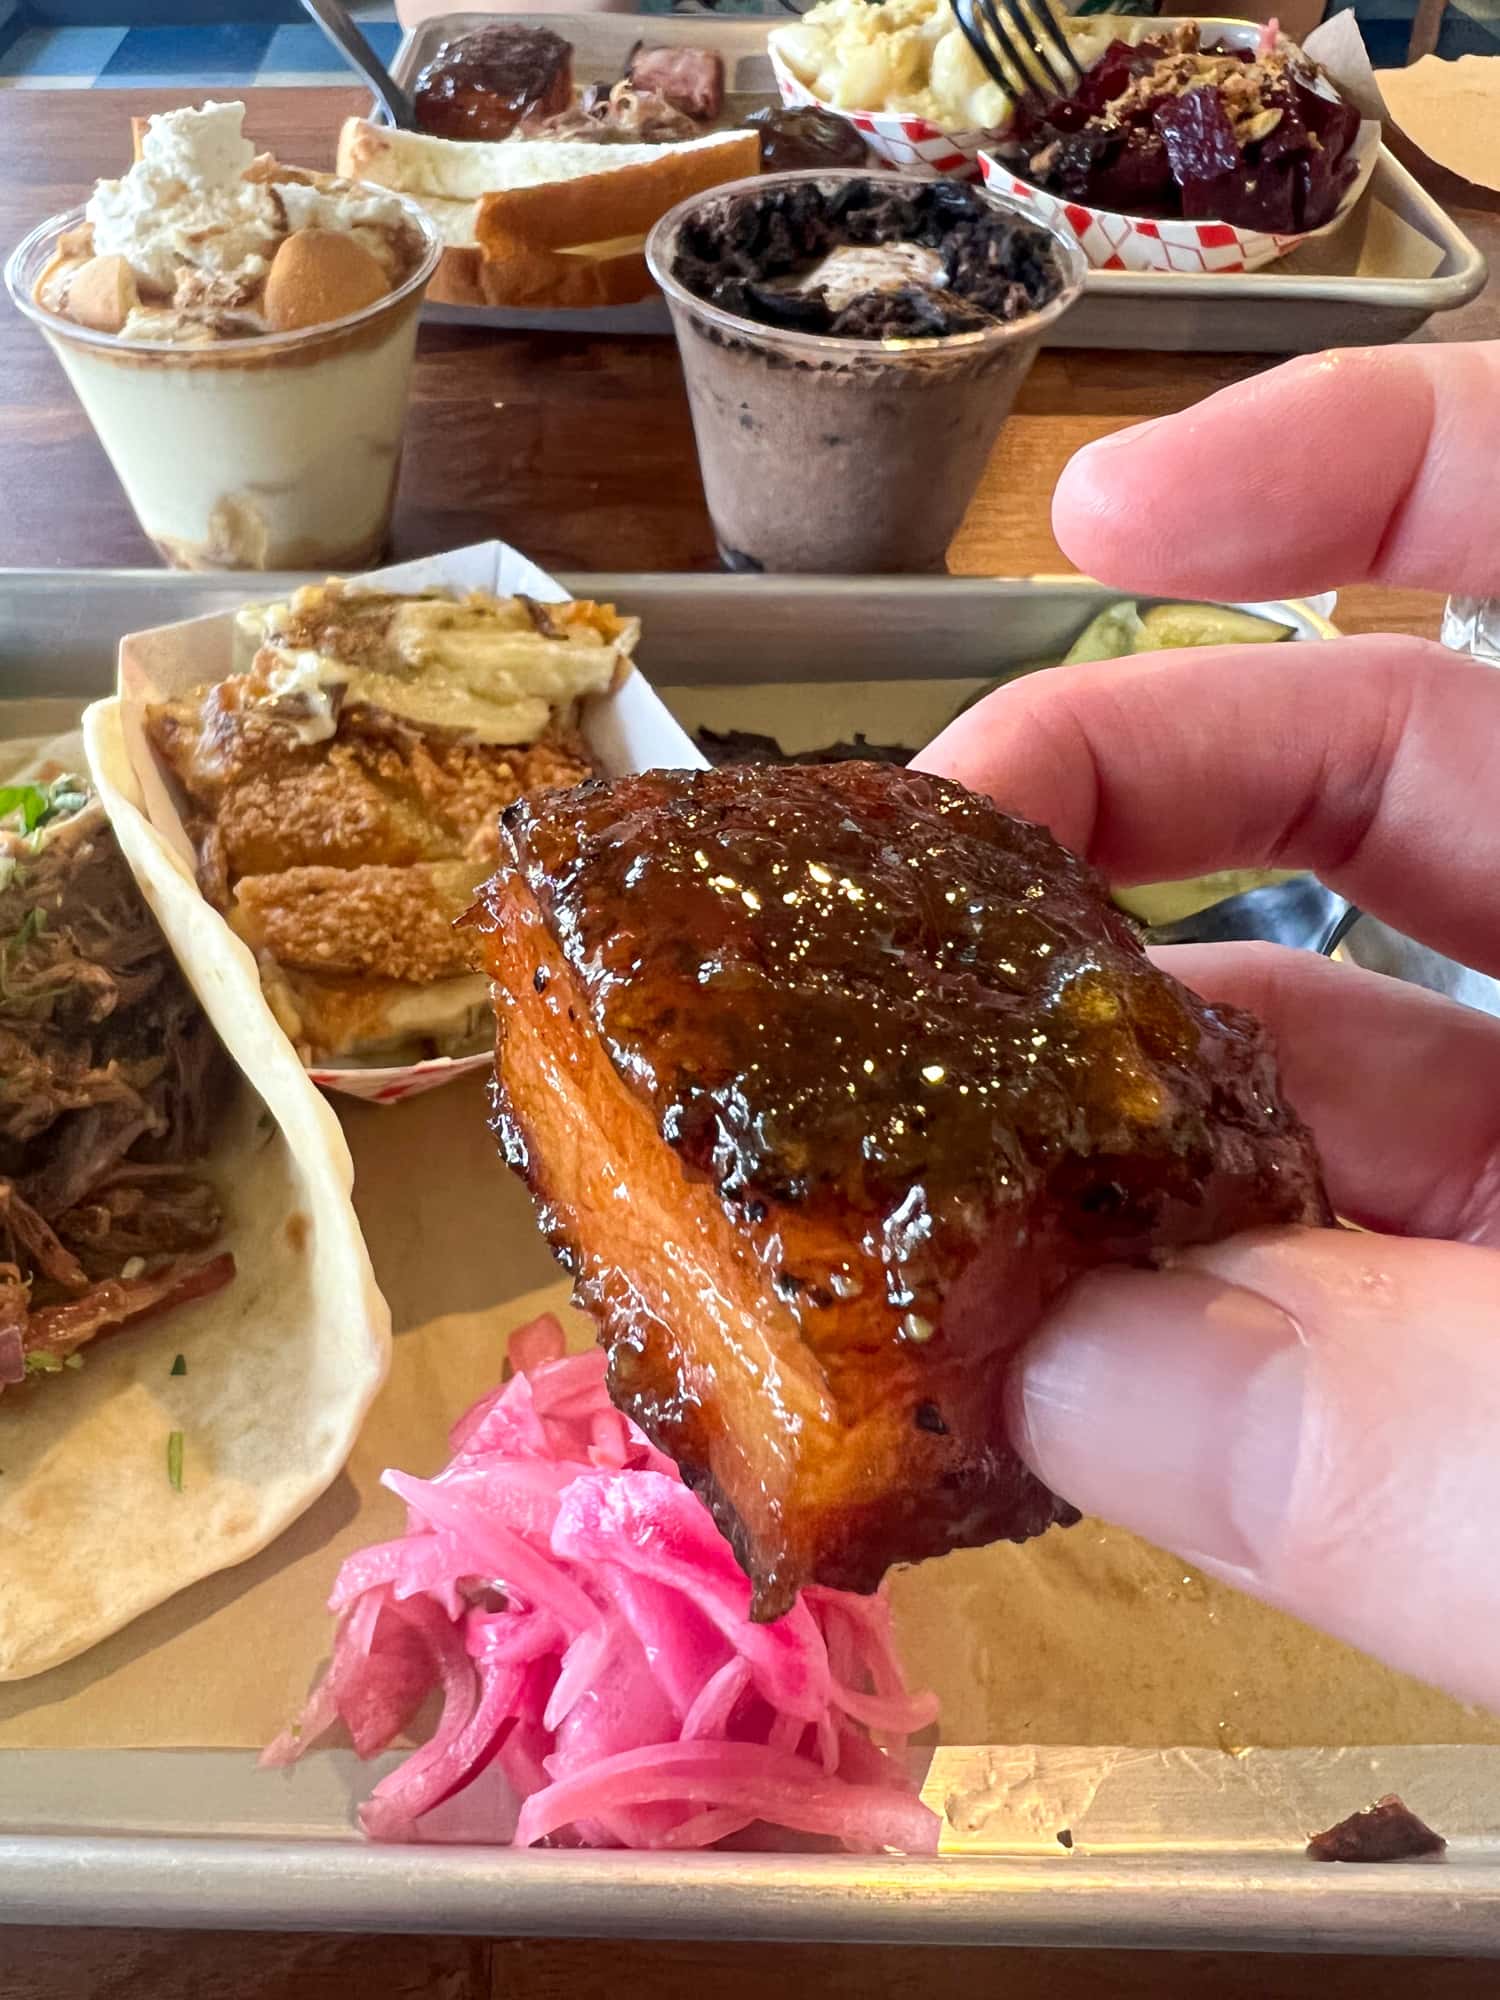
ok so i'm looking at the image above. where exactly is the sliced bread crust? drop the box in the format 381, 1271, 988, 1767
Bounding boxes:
335, 118, 757, 310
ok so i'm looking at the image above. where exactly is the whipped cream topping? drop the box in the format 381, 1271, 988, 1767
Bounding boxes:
784, 241, 948, 314
82, 101, 418, 333
88, 102, 280, 298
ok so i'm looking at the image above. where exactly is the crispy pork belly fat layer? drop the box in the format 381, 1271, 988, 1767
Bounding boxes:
471, 763, 1328, 1617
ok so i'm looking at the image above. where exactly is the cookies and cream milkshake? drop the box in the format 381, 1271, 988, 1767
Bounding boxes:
6, 102, 440, 570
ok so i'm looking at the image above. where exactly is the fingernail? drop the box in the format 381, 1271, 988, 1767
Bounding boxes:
1012, 1267, 1306, 1576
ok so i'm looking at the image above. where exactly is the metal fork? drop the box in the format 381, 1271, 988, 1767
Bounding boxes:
1145, 877, 1360, 958
948, 0, 1081, 103
300, 0, 414, 128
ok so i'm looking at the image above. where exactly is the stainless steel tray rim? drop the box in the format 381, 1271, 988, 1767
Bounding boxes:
2, 1832, 1495, 1950
1084, 151, 1486, 304
0, 566, 1338, 699
9, 565, 1500, 1955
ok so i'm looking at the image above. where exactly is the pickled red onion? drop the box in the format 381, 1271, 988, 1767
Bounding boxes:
263, 1313, 941, 1854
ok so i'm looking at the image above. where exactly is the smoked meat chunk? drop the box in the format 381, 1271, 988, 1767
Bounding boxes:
471, 763, 1328, 1618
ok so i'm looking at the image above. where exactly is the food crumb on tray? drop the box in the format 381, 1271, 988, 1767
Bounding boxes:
1306, 1794, 1448, 1863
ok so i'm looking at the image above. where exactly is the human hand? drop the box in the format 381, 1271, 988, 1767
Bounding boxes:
915, 344, 1500, 1711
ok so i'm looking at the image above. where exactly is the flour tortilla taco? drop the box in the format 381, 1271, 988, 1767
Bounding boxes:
0, 711, 388, 1680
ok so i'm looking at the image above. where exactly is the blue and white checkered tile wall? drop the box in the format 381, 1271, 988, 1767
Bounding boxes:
0, 0, 1496, 83
0, 6, 391, 88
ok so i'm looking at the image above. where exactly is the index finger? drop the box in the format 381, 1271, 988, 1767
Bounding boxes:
1052, 344, 1500, 601
914, 633, 1500, 978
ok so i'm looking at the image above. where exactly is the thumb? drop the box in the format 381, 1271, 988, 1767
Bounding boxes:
1011, 1226, 1500, 1712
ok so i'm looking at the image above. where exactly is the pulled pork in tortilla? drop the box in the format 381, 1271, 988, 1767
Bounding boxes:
0, 771, 234, 1394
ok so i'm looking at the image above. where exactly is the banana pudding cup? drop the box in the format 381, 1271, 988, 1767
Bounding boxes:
6, 102, 441, 571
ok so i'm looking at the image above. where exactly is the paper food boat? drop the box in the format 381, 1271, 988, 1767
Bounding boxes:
979, 18, 1380, 275
772, 15, 1380, 271
115, 540, 708, 1107
768, 36, 994, 178
765, 10, 1124, 175
977, 139, 1378, 274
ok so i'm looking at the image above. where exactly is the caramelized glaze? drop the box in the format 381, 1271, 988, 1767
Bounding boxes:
412, 25, 573, 142
474, 764, 1327, 1613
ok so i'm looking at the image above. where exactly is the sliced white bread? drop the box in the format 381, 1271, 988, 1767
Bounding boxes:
337, 119, 754, 204
414, 195, 483, 248
471, 129, 759, 251
336, 119, 759, 311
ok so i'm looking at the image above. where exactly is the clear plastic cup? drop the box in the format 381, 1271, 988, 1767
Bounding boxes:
6, 198, 442, 572
647, 171, 1086, 575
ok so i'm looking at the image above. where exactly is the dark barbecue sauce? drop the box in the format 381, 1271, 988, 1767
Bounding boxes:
412, 24, 573, 141
488, 763, 1327, 1324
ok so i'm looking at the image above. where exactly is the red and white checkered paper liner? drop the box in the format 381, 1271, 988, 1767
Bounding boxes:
304, 1051, 491, 1104
768, 37, 998, 178
977, 131, 1379, 274
770, 16, 1378, 271
117, 541, 707, 1107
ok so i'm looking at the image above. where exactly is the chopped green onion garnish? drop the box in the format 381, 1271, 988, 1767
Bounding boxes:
62, 1352, 83, 1371
167, 1430, 185, 1492
170, 1354, 187, 1377
23, 1351, 64, 1375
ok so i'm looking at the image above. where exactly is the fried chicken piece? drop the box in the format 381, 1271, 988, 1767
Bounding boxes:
231, 861, 479, 982
227, 854, 500, 1065
143, 586, 626, 1066
146, 694, 595, 899
471, 763, 1328, 1617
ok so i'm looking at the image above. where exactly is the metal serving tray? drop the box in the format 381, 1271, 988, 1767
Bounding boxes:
384, 13, 1486, 353
1, 568, 1497, 1953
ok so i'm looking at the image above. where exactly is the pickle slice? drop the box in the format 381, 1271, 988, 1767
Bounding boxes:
1137, 602, 1294, 649
1062, 600, 1147, 664
1061, 602, 1294, 923
1114, 869, 1302, 927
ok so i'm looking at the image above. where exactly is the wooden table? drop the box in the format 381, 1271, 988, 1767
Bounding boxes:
3, 84, 1498, 1999
3, 86, 1497, 635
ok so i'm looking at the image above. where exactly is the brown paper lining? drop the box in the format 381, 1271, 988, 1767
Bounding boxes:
2, 1070, 1495, 1753
1377, 54, 1500, 207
